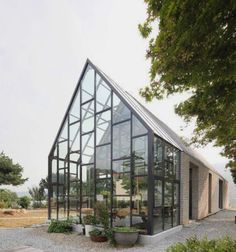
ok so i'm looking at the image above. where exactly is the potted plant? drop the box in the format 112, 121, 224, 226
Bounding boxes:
89, 228, 108, 242
70, 216, 83, 233
83, 214, 96, 237
113, 226, 139, 247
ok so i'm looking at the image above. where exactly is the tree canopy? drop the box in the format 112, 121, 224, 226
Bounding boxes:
0, 152, 28, 186
139, 0, 236, 179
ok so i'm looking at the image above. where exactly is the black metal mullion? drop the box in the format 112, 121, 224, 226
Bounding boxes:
56, 143, 59, 219
79, 81, 82, 222
94, 69, 97, 208
130, 113, 133, 227
110, 90, 113, 227
147, 130, 154, 235
67, 116, 70, 219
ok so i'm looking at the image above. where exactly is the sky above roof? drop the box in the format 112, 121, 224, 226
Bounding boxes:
0, 0, 231, 193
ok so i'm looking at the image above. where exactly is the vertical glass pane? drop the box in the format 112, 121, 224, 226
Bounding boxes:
82, 100, 94, 133
154, 180, 162, 207
69, 89, 80, 123
113, 121, 130, 159
96, 179, 111, 207
132, 115, 148, 136
96, 144, 111, 176
96, 110, 111, 145
132, 176, 148, 215
173, 207, 179, 227
153, 208, 163, 233
69, 122, 80, 154
113, 159, 130, 196
52, 159, 57, 183
133, 136, 148, 175
82, 164, 94, 211
81, 65, 94, 103
113, 196, 130, 227
59, 119, 68, 140
174, 183, 179, 205
164, 182, 172, 230
96, 74, 111, 112
154, 137, 163, 176
113, 93, 130, 123
82, 164, 94, 196
58, 140, 68, 161
173, 149, 180, 180
82, 133, 94, 164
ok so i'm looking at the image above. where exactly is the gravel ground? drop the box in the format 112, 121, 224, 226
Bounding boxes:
0, 209, 236, 252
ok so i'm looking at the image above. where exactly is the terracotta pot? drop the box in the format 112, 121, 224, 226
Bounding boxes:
90, 235, 108, 242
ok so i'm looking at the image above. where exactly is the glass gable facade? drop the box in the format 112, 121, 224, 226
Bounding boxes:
48, 61, 180, 235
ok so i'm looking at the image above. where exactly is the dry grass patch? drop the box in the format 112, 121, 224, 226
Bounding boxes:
0, 209, 47, 228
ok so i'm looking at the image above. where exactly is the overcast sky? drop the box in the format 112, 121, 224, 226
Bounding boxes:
0, 0, 231, 194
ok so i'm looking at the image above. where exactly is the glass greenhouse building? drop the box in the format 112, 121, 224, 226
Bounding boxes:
48, 59, 180, 235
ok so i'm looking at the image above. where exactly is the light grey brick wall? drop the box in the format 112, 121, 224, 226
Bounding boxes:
180, 152, 229, 224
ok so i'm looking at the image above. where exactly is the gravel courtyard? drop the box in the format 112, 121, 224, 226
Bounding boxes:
0, 209, 236, 252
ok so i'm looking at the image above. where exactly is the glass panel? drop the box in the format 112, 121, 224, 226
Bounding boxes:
132, 215, 148, 234
132, 115, 148, 136
96, 74, 111, 112
113, 159, 130, 196
173, 207, 179, 227
69, 89, 80, 123
52, 159, 57, 183
96, 110, 111, 145
154, 180, 162, 207
58, 140, 68, 160
164, 162, 173, 178
132, 176, 148, 216
59, 169, 65, 184
81, 65, 94, 103
82, 100, 94, 133
59, 119, 68, 140
69, 197, 79, 210
82, 164, 94, 196
133, 136, 148, 175
113, 196, 130, 227
164, 206, 172, 230
113, 121, 130, 159
174, 183, 179, 205
82, 133, 94, 164
82, 196, 94, 211
164, 182, 172, 206
96, 179, 111, 207
69, 122, 80, 163
70, 181, 80, 196
96, 144, 111, 176
173, 150, 180, 179
153, 208, 163, 233
154, 137, 163, 176
113, 93, 131, 123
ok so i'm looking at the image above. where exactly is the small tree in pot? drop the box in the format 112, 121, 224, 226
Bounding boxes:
89, 202, 109, 242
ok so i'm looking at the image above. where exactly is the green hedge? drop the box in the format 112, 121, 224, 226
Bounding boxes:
167, 236, 236, 252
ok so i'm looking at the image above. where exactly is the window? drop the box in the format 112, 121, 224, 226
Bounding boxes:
133, 136, 148, 175
132, 115, 147, 136
82, 133, 94, 164
81, 66, 94, 103
113, 93, 130, 123
96, 110, 111, 145
96, 75, 111, 112
113, 121, 131, 159
82, 100, 94, 133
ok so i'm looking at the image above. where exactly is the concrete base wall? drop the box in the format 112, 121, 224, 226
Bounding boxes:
138, 225, 183, 245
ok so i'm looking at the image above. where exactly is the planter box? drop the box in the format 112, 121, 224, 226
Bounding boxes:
114, 230, 138, 247
85, 224, 94, 237
72, 224, 83, 233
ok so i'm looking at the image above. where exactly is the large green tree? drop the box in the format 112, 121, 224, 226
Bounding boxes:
0, 152, 28, 186
139, 0, 236, 180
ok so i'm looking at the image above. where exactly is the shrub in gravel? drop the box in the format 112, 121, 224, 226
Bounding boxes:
167, 236, 236, 252
48, 220, 72, 233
